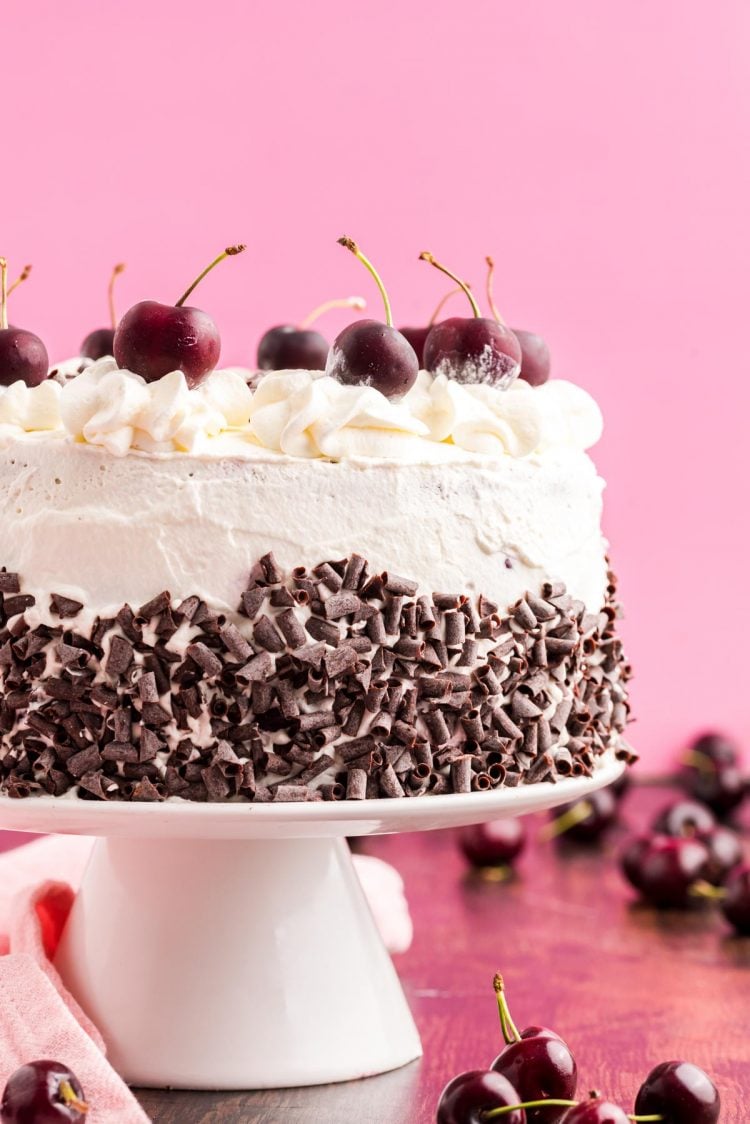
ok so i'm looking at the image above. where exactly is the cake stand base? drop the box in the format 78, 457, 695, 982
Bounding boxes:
54, 835, 422, 1089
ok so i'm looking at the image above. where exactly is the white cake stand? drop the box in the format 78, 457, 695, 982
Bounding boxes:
0, 756, 623, 1090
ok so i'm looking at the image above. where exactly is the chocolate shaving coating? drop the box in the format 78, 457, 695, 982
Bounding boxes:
0, 556, 632, 802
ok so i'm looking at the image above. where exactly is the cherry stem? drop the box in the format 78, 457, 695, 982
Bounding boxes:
419, 252, 480, 318
691, 879, 726, 901
428, 286, 465, 326
485, 256, 506, 325
59, 1080, 89, 1114
483, 1099, 578, 1118
299, 295, 366, 329
7, 263, 31, 297
0, 259, 7, 331
682, 750, 716, 774
175, 244, 246, 308
493, 973, 521, 1044
337, 237, 393, 327
540, 800, 593, 841
108, 262, 126, 329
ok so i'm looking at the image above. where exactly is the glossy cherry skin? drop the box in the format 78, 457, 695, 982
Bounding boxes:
492, 1026, 577, 1124
1, 1060, 87, 1122
683, 762, 746, 818
0, 328, 49, 387
721, 864, 750, 934
620, 834, 709, 907
634, 1060, 720, 1124
436, 1069, 526, 1124
114, 300, 220, 387
459, 818, 526, 868
398, 325, 431, 367
553, 788, 618, 844
699, 825, 743, 885
257, 325, 328, 371
513, 329, 551, 386
423, 317, 521, 387
80, 327, 115, 360
326, 319, 419, 398
690, 730, 739, 766
653, 800, 716, 838
558, 1100, 629, 1124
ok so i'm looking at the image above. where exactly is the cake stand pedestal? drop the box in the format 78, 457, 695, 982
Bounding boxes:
0, 757, 623, 1090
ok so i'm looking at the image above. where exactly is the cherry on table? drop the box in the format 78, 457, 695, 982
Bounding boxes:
688, 730, 739, 767
420, 252, 521, 387
682, 760, 746, 819
634, 1060, 720, 1124
80, 262, 125, 360
545, 788, 618, 845
459, 817, 526, 870
490, 974, 577, 1124
0, 259, 48, 388
325, 237, 418, 398
653, 800, 716, 838
436, 1069, 526, 1124
558, 1098, 630, 1123
721, 864, 750, 934
699, 825, 743, 885
257, 295, 366, 371
620, 834, 709, 907
0, 1059, 88, 1122
114, 244, 246, 387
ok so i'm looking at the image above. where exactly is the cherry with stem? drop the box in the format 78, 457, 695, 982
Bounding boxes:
398, 286, 465, 366
0, 258, 49, 387
257, 295, 366, 371
485, 255, 551, 387
81, 262, 126, 360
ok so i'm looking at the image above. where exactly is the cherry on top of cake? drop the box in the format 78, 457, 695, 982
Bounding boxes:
0, 260, 49, 389
80, 262, 126, 362
113, 244, 246, 389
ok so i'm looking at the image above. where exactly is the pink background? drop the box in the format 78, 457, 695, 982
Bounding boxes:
3, 1, 749, 771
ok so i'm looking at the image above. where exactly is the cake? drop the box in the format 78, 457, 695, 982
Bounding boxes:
0, 353, 633, 803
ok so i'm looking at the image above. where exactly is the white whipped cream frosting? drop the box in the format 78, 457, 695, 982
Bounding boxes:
0, 359, 602, 463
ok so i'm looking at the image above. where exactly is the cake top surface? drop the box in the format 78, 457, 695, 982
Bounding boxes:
0, 359, 602, 464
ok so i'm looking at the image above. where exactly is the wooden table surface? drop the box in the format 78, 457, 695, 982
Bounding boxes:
135, 782, 749, 1122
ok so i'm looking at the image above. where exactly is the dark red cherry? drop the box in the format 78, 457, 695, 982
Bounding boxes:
546, 788, 618, 844
421, 252, 521, 387
620, 834, 709, 907
0, 329, 49, 387
1, 1059, 88, 1122
682, 761, 746, 818
81, 262, 124, 360
436, 1070, 526, 1124
721, 864, 750, 934
689, 730, 739, 767
490, 975, 576, 1124
492, 1028, 577, 1124
327, 238, 418, 398
80, 327, 115, 360
0, 259, 48, 387
397, 325, 430, 367
698, 825, 743, 885
513, 329, 551, 386
114, 245, 244, 388
258, 325, 328, 371
460, 818, 526, 869
258, 296, 365, 372
558, 1099, 629, 1124
653, 800, 716, 838
634, 1060, 720, 1124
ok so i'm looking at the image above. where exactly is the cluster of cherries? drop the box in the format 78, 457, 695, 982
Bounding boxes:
0, 240, 551, 397
437, 974, 719, 1123
0, 1060, 87, 1122
621, 735, 749, 933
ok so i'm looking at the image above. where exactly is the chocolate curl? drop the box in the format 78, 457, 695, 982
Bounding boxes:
320, 782, 345, 800
253, 615, 285, 653
511, 692, 543, 721
366, 613, 387, 645
219, 623, 253, 662
513, 600, 538, 631
270, 586, 295, 608
424, 709, 450, 745
346, 768, 367, 800
342, 553, 367, 591
259, 552, 282, 584
314, 562, 343, 592
379, 763, 405, 798
49, 593, 83, 619
458, 639, 479, 667
186, 642, 223, 679
471, 772, 492, 792
275, 608, 306, 650
461, 708, 484, 742
306, 617, 341, 645
381, 572, 418, 597
342, 698, 366, 737
444, 611, 466, 648
393, 637, 424, 661
383, 596, 403, 635
137, 591, 171, 619
324, 645, 357, 679
240, 587, 266, 620
236, 651, 273, 684
450, 755, 473, 793
293, 711, 338, 733
416, 596, 436, 630
0, 572, 20, 593
272, 784, 309, 802
105, 636, 134, 678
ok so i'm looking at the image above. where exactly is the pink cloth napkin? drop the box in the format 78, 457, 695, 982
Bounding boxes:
0, 835, 412, 1122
